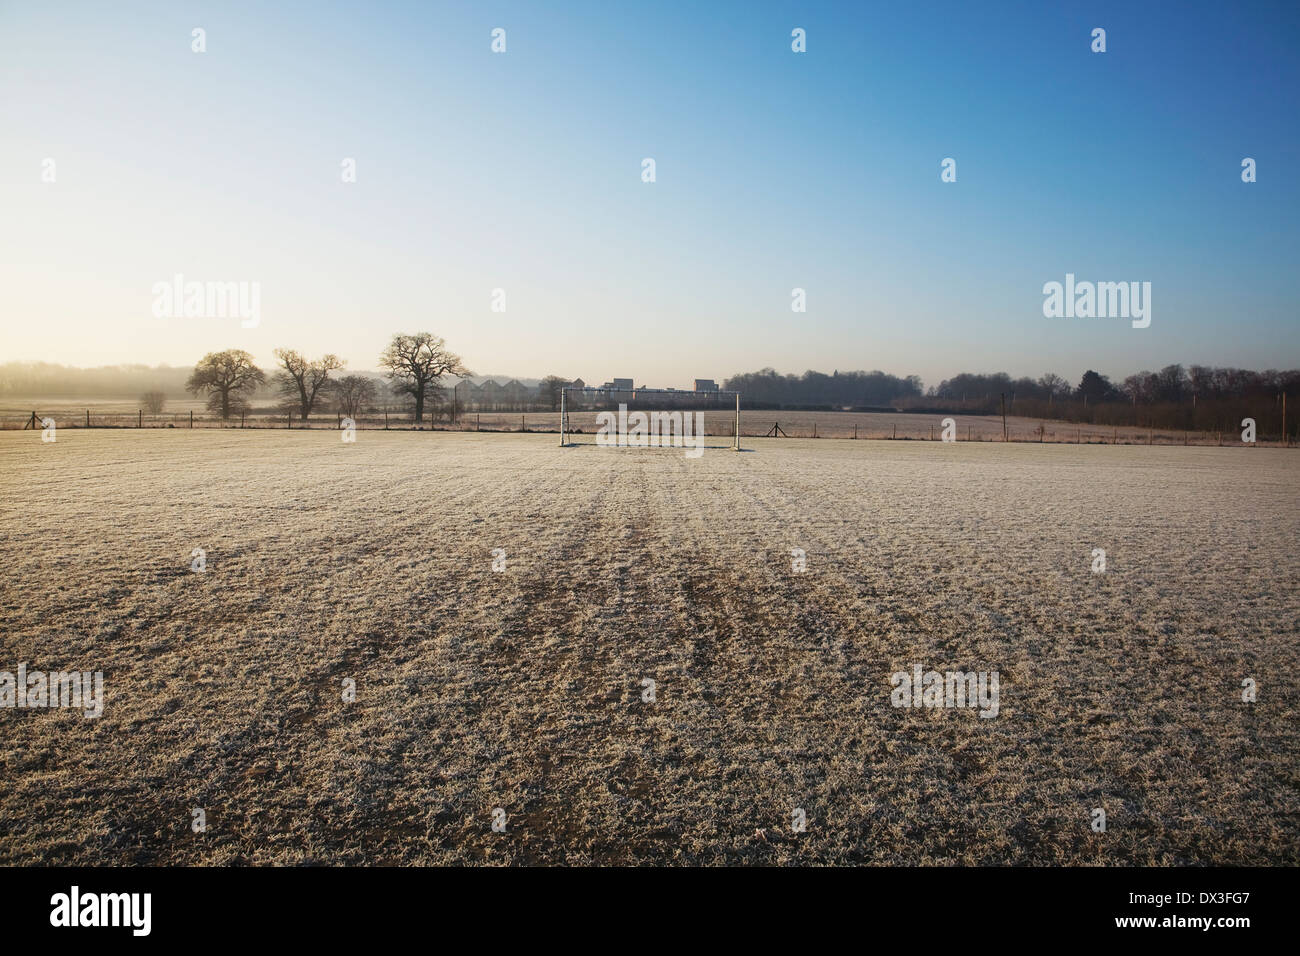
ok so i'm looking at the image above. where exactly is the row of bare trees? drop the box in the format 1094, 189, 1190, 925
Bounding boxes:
185, 333, 471, 421
929, 366, 1299, 408
922, 366, 1297, 437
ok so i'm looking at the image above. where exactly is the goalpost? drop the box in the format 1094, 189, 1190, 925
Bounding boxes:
560, 386, 740, 451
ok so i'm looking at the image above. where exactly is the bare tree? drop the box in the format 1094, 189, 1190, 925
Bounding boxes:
140, 390, 166, 414
1156, 364, 1188, 403
332, 375, 376, 419
1188, 365, 1215, 400
1037, 373, 1069, 401
1121, 372, 1157, 405
272, 348, 344, 421
186, 350, 265, 420
538, 375, 570, 411
378, 333, 471, 423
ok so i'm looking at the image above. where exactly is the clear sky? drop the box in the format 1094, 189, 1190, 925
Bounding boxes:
2, 0, 1297, 389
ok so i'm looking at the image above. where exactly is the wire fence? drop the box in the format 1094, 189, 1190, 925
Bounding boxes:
7, 406, 1294, 446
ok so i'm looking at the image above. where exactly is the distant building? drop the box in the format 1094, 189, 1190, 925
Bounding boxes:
694, 379, 719, 392
601, 377, 634, 391
563, 378, 587, 408
502, 379, 530, 406
479, 379, 504, 409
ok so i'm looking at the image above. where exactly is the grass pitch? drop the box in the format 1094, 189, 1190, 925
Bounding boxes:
1, 430, 1295, 864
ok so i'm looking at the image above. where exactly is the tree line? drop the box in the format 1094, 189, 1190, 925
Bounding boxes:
9, 351, 1296, 436
185, 333, 470, 422
721, 363, 1297, 436
722, 368, 924, 409
920, 365, 1299, 435
926, 365, 1300, 405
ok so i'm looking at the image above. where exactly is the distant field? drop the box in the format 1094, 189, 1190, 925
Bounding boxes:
1, 430, 1296, 864
0, 397, 210, 421
0, 397, 1272, 445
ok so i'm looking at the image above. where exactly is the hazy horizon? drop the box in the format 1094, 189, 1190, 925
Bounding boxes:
4, 355, 1297, 400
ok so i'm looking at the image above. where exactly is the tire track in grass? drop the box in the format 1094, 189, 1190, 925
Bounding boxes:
9, 437, 599, 863
441, 447, 769, 864
290, 445, 615, 863
388, 448, 677, 863
601, 449, 880, 862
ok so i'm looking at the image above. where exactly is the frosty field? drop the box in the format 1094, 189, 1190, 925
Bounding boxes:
0, 429, 1296, 865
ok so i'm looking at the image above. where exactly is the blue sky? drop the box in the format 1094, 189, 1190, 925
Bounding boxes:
1, 0, 1297, 389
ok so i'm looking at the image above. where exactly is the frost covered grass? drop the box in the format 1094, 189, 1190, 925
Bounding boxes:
0, 429, 1295, 864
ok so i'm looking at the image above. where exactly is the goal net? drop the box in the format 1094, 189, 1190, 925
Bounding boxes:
560, 386, 740, 451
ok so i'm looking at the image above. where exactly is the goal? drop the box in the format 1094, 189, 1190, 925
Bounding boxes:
560, 386, 740, 451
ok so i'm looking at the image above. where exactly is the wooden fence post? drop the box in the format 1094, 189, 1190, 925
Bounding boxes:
86, 409, 90, 428
190, 410, 193, 429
